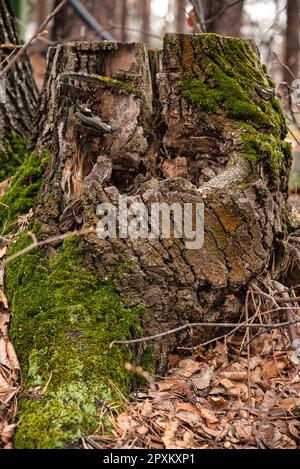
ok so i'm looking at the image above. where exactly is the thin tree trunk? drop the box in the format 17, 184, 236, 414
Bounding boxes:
141, 0, 151, 44
175, 0, 186, 33
284, 0, 300, 84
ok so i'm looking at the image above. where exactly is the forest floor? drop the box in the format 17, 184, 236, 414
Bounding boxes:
0, 195, 300, 449
83, 195, 300, 450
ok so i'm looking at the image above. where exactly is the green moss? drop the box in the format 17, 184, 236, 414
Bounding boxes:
139, 346, 156, 375
241, 125, 290, 175
178, 34, 286, 138
0, 132, 29, 182
94, 74, 141, 97
0, 150, 50, 234
5, 236, 144, 448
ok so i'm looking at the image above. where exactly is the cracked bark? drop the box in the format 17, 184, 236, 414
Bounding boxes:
0, 0, 38, 140
34, 34, 293, 370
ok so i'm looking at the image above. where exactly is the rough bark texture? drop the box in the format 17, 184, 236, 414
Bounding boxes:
2, 34, 294, 448
0, 0, 38, 139
284, 0, 300, 84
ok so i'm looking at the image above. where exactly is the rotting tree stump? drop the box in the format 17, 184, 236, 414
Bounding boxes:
2, 34, 296, 448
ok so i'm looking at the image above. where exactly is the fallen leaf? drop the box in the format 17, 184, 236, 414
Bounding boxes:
208, 396, 229, 410
0, 246, 7, 259
218, 371, 247, 382
178, 359, 201, 377
0, 289, 8, 309
161, 420, 180, 449
190, 364, 214, 390
6, 341, 20, 370
199, 407, 218, 424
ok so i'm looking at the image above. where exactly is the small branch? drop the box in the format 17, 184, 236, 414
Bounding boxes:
2, 226, 96, 267
273, 280, 300, 343
0, 0, 68, 80
110, 316, 300, 346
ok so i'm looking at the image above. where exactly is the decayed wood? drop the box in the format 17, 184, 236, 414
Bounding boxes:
34, 34, 293, 367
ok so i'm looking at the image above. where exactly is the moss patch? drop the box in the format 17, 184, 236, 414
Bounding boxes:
94, 74, 141, 97
177, 34, 289, 176
0, 150, 50, 234
0, 133, 29, 182
241, 124, 292, 176
5, 236, 143, 448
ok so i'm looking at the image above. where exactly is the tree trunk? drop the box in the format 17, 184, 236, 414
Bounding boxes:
175, 0, 187, 33
0, 0, 38, 184
0, 0, 38, 139
2, 33, 294, 448
284, 0, 300, 84
203, 0, 244, 37
140, 0, 151, 44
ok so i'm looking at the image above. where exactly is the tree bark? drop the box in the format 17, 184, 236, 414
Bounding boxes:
1, 33, 295, 448
0, 0, 38, 139
284, 0, 300, 84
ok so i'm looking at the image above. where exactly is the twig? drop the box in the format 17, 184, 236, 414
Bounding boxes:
273, 52, 296, 81
245, 290, 251, 412
0, 0, 67, 80
110, 316, 300, 346
2, 226, 96, 267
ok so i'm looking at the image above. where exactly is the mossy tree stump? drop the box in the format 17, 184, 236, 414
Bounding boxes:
1, 34, 295, 448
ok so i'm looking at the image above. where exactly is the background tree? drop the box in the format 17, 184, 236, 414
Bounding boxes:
0, 0, 38, 140
202, 0, 244, 36
284, 0, 300, 85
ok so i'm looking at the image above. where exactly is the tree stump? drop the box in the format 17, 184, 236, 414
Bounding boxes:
2, 34, 295, 448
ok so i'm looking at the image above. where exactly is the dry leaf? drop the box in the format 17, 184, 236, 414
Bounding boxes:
0, 246, 7, 259
208, 396, 229, 410
190, 364, 213, 390
0, 289, 8, 309
219, 371, 247, 382
178, 358, 201, 377
162, 420, 180, 449
0, 423, 17, 444
199, 407, 218, 424
260, 390, 277, 412
0, 338, 9, 367
6, 341, 20, 370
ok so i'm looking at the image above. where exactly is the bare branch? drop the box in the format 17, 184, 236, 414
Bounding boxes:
110, 314, 300, 346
